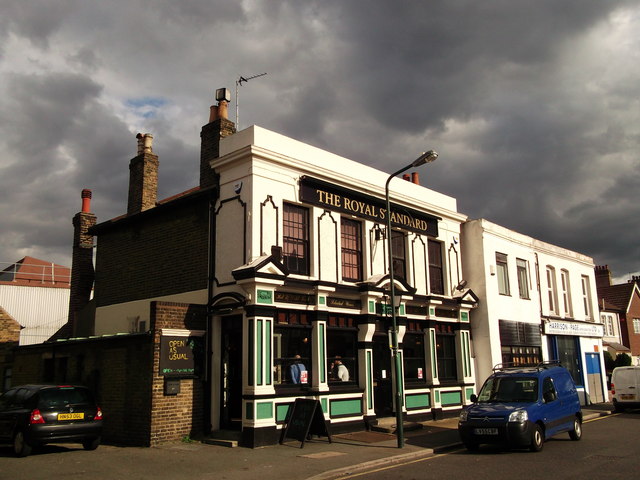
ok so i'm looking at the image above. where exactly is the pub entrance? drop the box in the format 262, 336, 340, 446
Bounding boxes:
220, 315, 243, 429
372, 333, 394, 417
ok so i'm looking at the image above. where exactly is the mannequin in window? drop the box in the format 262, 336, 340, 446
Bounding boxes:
289, 355, 307, 384
333, 357, 349, 382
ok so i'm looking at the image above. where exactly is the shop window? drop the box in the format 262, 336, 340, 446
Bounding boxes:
436, 325, 457, 381
516, 258, 530, 299
403, 321, 426, 382
501, 346, 542, 366
581, 275, 593, 320
327, 315, 358, 384
391, 230, 406, 279
561, 269, 573, 317
283, 204, 310, 275
546, 266, 559, 315
496, 252, 510, 296
428, 240, 444, 295
341, 217, 362, 282
274, 311, 312, 385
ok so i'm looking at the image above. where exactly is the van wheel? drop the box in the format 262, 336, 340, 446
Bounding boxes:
529, 424, 544, 452
13, 430, 32, 457
569, 417, 582, 441
613, 400, 625, 413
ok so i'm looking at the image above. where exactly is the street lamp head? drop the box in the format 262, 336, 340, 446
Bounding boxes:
411, 150, 438, 167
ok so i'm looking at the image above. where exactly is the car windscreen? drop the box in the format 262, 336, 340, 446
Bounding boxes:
37, 387, 94, 409
477, 376, 538, 403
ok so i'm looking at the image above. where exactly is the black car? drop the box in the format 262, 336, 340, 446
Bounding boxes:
0, 384, 103, 457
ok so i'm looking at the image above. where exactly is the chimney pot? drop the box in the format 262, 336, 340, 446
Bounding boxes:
412, 172, 420, 185
81, 189, 92, 213
209, 105, 219, 123
218, 100, 229, 120
403, 174, 411, 182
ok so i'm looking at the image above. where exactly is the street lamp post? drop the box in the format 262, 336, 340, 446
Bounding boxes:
384, 150, 438, 449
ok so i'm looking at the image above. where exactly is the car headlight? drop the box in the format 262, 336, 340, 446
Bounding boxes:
459, 409, 469, 422
508, 409, 528, 423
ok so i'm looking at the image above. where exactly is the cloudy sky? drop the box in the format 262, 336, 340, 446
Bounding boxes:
1, 0, 638, 283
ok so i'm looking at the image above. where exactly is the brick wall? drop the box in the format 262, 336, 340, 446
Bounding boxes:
94, 199, 209, 307
149, 301, 207, 445
626, 289, 640, 357
9, 301, 207, 446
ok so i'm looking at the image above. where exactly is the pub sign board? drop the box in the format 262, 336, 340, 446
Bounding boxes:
159, 334, 204, 378
300, 176, 440, 237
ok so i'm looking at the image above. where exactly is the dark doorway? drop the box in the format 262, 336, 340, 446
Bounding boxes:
372, 333, 393, 417
220, 315, 243, 429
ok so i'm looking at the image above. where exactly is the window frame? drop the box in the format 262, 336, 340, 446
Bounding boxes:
496, 252, 510, 296
633, 318, 640, 335
428, 239, 444, 295
561, 269, 573, 317
581, 275, 593, 320
283, 203, 310, 276
340, 217, 363, 282
436, 331, 457, 382
403, 321, 426, 383
546, 266, 559, 315
391, 230, 407, 280
273, 310, 312, 387
516, 258, 530, 299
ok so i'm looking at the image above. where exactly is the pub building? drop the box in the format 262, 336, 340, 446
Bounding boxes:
84, 94, 478, 447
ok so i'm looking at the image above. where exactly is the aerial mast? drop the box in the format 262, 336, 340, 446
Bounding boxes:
236, 72, 267, 130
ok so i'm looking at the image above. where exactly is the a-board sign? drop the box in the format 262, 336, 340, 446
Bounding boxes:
159, 335, 204, 377
279, 398, 332, 448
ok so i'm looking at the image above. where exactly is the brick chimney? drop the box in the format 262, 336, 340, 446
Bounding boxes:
629, 275, 640, 287
68, 189, 97, 337
594, 265, 612, 289
200, 94, 236, 189
127, 133, 158, 215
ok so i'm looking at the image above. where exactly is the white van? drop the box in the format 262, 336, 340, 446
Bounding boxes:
611, 366, 640, 412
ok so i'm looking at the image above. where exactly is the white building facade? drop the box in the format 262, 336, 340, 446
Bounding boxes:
211, 126, 478, 443
461, 219, 607, 405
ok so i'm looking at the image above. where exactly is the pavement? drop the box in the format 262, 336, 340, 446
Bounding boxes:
173, 402, 613, 480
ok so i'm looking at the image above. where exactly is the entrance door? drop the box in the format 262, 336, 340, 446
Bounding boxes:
372, 334, 393, 416
220, 315, 243, 429
585, 353, 605, 403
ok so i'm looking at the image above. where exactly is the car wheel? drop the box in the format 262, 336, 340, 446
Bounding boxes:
529, 424, 544, 452
463, 441, 479, 452
82, 437, 101, 451
13, 430, 32, 457
569, 417, 582, 441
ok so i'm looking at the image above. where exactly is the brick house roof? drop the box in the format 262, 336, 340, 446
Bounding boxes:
598, 283, 637, 312
0, 256, 70, 288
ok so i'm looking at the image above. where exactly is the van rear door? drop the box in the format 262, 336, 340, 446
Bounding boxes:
614, 367, 640, 402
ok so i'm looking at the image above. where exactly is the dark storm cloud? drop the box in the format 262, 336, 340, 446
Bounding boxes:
0, 0, 638, 282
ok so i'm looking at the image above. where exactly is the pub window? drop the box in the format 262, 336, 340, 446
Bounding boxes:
403, 321, 426, 382
561, 269, 573, 317
341, 217, 363, 282
516, 258, 530, 299
327, 315, 358, 384
428, 240, 444, 295
496, 252, 510, 296
391, 230, 407, 279
436, 325, 457, 381
274, 311, 312, 386
283, 203, 310, 275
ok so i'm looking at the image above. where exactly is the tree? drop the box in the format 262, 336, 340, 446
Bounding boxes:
604, 350, 616, 373
615, 353, 632, 368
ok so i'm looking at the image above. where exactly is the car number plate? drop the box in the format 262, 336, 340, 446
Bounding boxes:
474, 428, 498, 435
620, 394, 635, 400
58, 412, 85, 421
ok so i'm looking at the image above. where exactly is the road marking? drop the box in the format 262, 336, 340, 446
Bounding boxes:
336, 449, 466, 479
